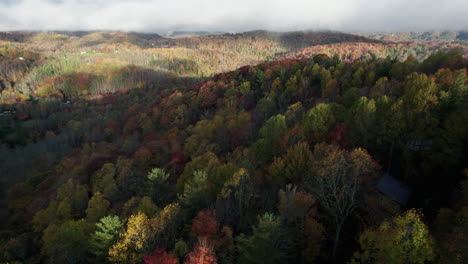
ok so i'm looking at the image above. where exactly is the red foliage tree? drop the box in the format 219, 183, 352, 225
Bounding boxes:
133, 146, 152, 164
144, 249, 178, 264
328, 123, 349, 148
191, 210, 219, 240
280, 125, 306, 151
184, 240, 217, 264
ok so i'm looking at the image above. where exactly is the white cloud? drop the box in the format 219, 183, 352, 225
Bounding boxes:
0, 0, 466, 32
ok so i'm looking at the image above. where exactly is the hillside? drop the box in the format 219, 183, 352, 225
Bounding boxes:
0, 30, 389, 105
0, 27, 467, 263
3, 30, 466, 107
282, 41, 468, 62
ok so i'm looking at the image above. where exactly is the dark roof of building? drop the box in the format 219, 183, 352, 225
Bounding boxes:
377, 173, 412, 206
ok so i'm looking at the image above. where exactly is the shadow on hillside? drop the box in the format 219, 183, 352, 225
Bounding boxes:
0, 66, 202, 199
277, 31, 386, 51
149, 58, 200, 75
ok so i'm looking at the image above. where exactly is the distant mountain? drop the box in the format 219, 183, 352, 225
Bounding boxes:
166, 30, 385, 51
166, 30, 226, 37
277, 30, 386, 49
244, 30, 386, 47
0, 31, 34, 42
281, 40, 467, 62
48, 31, 98, 37
0, 30, 383, 49
361, 31, 468, 42
127, 32, 166, 41
457, 31, 468, 41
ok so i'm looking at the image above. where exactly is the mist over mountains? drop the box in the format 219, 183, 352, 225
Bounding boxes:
1, 0, 467, 32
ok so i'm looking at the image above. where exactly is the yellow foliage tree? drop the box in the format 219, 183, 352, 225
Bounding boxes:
109, 212, 152, 263
350, 209, 435, 264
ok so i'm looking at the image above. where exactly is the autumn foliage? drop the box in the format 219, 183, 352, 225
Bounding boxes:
191, 209, 219, 240
184, 240, 217, 264
0, 31, 467, 264
144, 249, 178, 264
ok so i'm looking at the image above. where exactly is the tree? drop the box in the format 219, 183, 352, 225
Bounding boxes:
137, 196, 160, 218
134, 146, 153, 167
253, 114, 287, 164
91, 163, 119, 201
148, 168, 170, 184
143, 249, 178, 264
322, 79, 340, 102
184, 239, 217, 264
182, 115, 225, 158
254, 92, 277, 123
90, 215, 124, 260
419, 48, 465, 74
115, 157, 139, 197
177, 152, 237, 201
277, 185, 317, 262
277, 185, 315, 223
259, 114, 287, 146
109, 212, 152, 263
177, 152, 220, 193
86, 192, 111, 223
217, 226, 236, 264
146, 168, 174, 205
32, 200, 71, 232
172, 240, 189, 259
284, 75, 303, 103
284, 102, 305, 127
267, 157, 287, 185
121, 197, 143, 217
41, 219, 94, 264
192, 209, 219, 240
307, 144, 379, 259
57, 178, 89, 217
436, 68, 467, 115
236, 213, 286, 264
33, 179, 89, 232
319, 68, 332, 91
401, 72, 438, 127
281, 142, 313, 182
216, 168, 255, 232
303, 103, 345, 143
433, 206, 468, 264
346, 97, 377, 148
351, 66, 364, 88
302, 217, 325, 264
149, 203, 184, 249
178, 170, 211, 211
369, 77, 391, 98
226, 111, 253, 149
350, 209, 435, 264
0, 233, 29, 263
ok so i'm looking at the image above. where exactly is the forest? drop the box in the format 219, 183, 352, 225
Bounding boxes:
0, 30, 467, 264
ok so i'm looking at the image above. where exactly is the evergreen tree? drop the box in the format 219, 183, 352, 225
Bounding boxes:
90, 216, 123, 260
236, 213, 286, 264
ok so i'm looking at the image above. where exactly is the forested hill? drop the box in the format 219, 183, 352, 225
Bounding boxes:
1, 30, 465, 106
0, 42, 468, 263
0, 31, 467, 264
282, 42, 468, 62
0, 30, 385, 104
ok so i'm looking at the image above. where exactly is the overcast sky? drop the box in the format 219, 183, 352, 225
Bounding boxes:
0, 0, 467, 33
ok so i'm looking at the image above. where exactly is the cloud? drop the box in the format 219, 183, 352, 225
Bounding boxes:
0, 0, 466, 33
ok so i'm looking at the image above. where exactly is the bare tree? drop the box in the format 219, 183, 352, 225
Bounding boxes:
307, 144, 379, 261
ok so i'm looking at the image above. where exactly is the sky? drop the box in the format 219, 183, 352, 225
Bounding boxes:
0, 0, 467, 33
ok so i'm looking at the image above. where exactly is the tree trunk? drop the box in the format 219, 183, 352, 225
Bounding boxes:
332, 221, 343, 263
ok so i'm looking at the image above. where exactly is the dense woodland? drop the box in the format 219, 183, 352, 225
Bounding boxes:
0, 30, 467, 264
